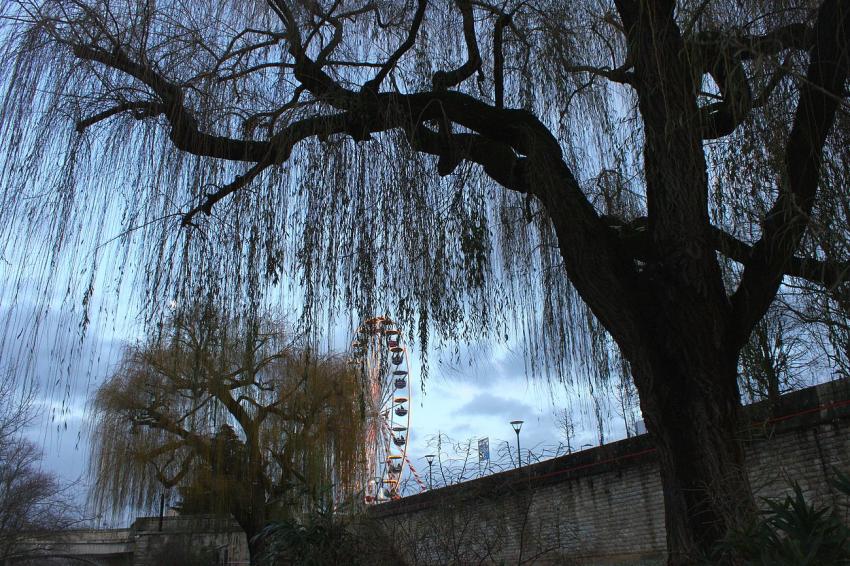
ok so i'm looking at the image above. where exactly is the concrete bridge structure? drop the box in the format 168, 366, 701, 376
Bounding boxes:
9, 515, 248, 565
12, 528, 132, 565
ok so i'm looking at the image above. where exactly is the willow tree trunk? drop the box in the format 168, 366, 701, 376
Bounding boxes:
247, 530, 264, 566
232, 475, 269, 566
242, 515, 267, 566
605, 2, 759, 561
630, 340, 752, 564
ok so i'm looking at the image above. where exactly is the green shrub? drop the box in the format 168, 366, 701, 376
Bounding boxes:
253, 506, 400, 566
713, 469, 850, 565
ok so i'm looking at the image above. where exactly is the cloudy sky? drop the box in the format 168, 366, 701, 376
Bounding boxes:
12, 323, 628, 487
1, 270, 635, 520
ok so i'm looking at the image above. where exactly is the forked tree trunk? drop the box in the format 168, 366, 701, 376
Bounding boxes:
243, 518, 268, 566
234, 483, 269, 566
247, 530, 264, 566
630, 343, 754, 564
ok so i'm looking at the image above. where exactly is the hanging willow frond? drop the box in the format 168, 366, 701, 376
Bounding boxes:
0, 0, 847, 426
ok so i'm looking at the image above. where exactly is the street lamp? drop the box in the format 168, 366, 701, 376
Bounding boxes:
510, 420, 524, 467
424, 454, 435, 490
374, 476, 383, 501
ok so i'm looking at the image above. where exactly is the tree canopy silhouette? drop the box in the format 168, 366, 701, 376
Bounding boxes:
88, 307, 365, 562
1, 0, 849, 563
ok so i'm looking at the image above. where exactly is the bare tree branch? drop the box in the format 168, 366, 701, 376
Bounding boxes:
364, 0, 427, 92
432, 0, 482, 90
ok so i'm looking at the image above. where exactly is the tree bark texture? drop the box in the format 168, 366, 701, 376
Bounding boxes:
630, 338, 750, 564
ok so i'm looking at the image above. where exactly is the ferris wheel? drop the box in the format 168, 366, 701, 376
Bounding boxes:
351, 316, 421, 504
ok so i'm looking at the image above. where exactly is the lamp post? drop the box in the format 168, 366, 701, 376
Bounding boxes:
510, 420, 524, 467
424, 454, 435, 490
158, 491, 165, 532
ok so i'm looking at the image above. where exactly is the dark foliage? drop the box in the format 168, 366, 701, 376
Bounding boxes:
714, 469, 850, 565
255, 512, 393, 566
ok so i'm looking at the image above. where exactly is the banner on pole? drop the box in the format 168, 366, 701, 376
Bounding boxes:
478, 437, 490, 462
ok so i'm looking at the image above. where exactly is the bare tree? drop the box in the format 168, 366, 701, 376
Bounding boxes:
1, 1, 850, 562
614, 367, 640, 439
88, 307, 365, 564
555, 407, 577, 454
738, 302, 811, 405
791, 281, 850, 381
0, 380, 84, 564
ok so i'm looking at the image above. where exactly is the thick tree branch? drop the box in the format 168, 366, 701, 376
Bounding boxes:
731, 0, 850, 347
696, 53, 754, 139
180, 110, 400, 225
75, 101, 165, 132
609, 216, 850, 287
561, 62, 635, 85
713, 227, 850, 288
71, 36, 565, 224
364, 0, 427, 92
247, 20, 645, 349
137, 440, 189, 461
150, 454, 194, 489
432, 0, 482, 90
138, 408, 212, 460
690, 24, 814, 139
205, 378, 257, 439
693, 23, 815, 63
407, 125, 529, 192
69, 30, 646, 354
73, 44, 271, 161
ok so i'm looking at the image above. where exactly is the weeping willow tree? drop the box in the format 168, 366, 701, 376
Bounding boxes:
2, 0, 850, 563
89, 305, 365, 561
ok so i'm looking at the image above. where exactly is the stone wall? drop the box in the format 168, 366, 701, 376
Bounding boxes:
369, 379, 850, 565
129, 515, 249, 565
